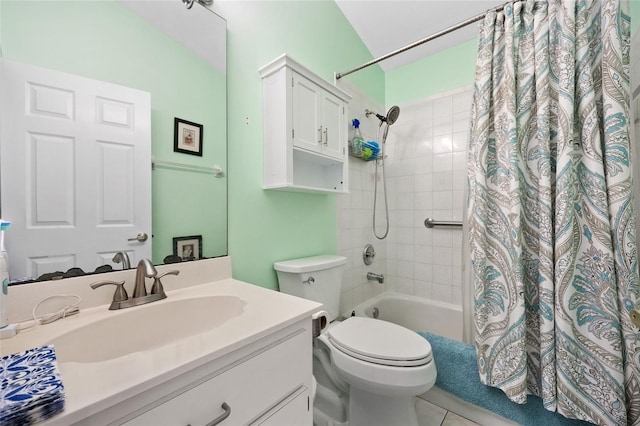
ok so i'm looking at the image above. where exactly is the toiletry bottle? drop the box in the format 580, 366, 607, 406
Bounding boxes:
350, 119, 364, 157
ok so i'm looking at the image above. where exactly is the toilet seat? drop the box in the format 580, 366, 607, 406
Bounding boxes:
326, 317, 432, 367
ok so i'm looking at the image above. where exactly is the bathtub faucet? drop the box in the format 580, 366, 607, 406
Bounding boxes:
367, 272, 384, 284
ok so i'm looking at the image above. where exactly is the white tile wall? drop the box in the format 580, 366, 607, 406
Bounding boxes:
335, 82, 474, 312
336, 79, 389, 314
384, 86, 473, 307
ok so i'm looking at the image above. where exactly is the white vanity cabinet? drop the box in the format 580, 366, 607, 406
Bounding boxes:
260, 54, 351, 193
78, 319, 313, 426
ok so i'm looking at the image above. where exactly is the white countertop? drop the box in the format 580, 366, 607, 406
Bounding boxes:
1, 277, 322, 425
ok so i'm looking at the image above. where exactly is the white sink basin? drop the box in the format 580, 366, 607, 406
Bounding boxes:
48, 296, 247, 363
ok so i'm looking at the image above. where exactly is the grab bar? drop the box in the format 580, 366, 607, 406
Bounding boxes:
424, 218, 463, 228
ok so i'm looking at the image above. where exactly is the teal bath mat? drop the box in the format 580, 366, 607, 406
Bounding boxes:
417, 332, 594, 426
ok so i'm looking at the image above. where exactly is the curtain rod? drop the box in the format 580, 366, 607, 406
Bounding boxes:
335, 1, 510, 80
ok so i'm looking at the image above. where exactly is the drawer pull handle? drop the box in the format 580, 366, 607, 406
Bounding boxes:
206, 402, 231, 426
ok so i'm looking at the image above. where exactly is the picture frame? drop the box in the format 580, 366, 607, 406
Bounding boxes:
173, 235, 202, 260
174, 117, 203, 156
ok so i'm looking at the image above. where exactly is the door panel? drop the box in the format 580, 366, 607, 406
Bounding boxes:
292, 72, 321, 154
321, 91, 344, 159
0, 59, 151, 280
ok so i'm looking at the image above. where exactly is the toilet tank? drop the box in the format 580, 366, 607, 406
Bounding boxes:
274, 255, 347, 321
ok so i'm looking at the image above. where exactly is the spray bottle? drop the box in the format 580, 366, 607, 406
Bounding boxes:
0, 220, 10, 329
349, 118, 364, 157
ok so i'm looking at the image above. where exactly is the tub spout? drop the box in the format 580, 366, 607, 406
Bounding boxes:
367, 272, 384, 284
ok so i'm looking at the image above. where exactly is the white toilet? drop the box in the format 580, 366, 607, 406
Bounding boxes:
275, 255, 436, 426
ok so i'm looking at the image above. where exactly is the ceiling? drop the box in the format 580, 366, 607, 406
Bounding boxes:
335, 0, 506, 72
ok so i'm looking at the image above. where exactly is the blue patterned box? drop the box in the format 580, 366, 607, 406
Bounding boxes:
0, 345, 65, 426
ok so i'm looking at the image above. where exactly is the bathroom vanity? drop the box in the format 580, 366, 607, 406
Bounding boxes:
1, 257, 322, 425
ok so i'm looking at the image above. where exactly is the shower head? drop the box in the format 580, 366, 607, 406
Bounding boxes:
366, 106, 400, 126
385, 106, 400, 125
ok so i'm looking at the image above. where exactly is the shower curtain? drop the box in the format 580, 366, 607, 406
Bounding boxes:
466, 1, 640, 424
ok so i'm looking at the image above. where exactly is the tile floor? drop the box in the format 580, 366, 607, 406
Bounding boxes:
416, 398, 480, 426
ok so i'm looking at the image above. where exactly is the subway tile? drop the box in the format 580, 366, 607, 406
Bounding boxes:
414, 173, 433, 192
433, 135, 453, 154
432, 283, 453, 303
433, 229, 454, 247
433, 153, 453, 173
415, 192, 433, 210
397, 260, 415, 279
433, 265, 453, 284
433, 191, 453, 210
415, 228, 433, 246
397, 243, 416, 262
433, 247, 453, 266
414, 262, 431, 281
453, 112, 472, 132
395, 278, 415, 295
452, 131, 468, 152
414, 244, 433, 264
433, 172, 453, 190
414, 281, 433, 300
453, 151, 466, 172
432, 97, 453, 117
453, 91, 473, 113
415, 138, 434, 158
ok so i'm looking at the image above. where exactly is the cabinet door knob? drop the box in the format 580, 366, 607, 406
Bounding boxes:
318, 126, 323, 144
205, 402, 231, 426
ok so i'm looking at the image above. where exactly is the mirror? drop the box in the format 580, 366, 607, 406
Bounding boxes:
0, 0, 227, 283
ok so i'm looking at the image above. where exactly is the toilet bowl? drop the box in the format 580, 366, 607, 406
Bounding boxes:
316, 317, 435, 426
274, 255, 437, 426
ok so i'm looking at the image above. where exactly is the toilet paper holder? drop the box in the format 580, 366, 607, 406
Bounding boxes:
312, 310, 329, 338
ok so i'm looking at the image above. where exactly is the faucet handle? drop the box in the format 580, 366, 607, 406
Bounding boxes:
90, 280, 128, 307
150, 270, 179, 296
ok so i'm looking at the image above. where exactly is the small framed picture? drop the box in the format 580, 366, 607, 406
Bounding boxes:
173, 235, 202, 260
174, 118, 203, 156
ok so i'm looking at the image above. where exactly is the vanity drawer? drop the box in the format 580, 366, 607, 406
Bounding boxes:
122, 328, 311, 426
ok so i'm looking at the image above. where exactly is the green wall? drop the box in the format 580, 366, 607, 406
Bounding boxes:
0, 1, 227, 264
386, 38, 478, 106
215, 0, 384, 289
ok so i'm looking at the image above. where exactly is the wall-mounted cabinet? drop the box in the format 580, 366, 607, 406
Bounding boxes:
260, 54, 351, 193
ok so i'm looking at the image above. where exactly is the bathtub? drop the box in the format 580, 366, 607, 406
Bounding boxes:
345, 291, 464, 342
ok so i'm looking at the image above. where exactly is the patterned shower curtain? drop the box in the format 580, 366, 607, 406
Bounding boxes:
467, 0, 640, 424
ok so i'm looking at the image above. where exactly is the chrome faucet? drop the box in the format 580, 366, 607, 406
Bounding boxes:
133, 258, 158, 298
112, 251, 131, 270
90, 259, 179, 310
367, 272, 384, 284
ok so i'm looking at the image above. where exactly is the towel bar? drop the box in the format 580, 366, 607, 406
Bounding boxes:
424, 218, 463, 228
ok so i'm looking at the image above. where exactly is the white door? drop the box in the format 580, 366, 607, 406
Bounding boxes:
292, 72, 322, 154
321, 90, 344, 160
0, 59, 152, 280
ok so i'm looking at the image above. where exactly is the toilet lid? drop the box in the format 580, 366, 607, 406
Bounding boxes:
327, 317, 432, 367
